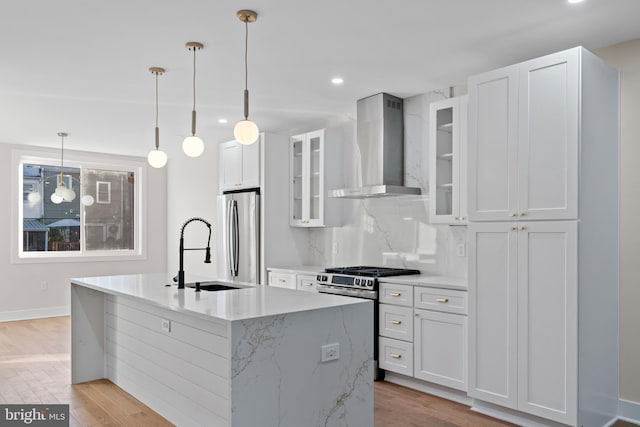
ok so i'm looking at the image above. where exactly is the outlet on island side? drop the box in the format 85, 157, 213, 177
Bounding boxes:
160, 318, 171, 333
321, 343, 340, 362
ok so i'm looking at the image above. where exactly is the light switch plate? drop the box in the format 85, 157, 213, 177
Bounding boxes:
456, 243, 466, 257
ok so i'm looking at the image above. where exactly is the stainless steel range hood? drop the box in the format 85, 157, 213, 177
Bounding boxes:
329, 93, 422, 199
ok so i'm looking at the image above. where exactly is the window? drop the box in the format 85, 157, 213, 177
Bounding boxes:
15, 149, 146, 261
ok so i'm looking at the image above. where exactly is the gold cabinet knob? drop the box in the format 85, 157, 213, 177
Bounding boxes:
510, 226, 517, 231
509, 212, 516, 217
519, 212, 526, 217
518, 225, 526, 231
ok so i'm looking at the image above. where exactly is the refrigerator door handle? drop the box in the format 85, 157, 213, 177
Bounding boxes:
232, 200, 240, 277
227, 199, 234, 277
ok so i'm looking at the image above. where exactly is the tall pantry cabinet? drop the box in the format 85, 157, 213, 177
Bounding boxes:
467, 47, 619, 427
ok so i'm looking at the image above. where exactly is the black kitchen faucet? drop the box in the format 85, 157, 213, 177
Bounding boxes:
174, 217, 212, 289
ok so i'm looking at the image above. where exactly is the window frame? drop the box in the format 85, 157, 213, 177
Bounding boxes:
12, 148, 148, 264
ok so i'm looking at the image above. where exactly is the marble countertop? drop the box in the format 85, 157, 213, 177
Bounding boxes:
378, 274, 467, 290
70, 273, 369, 323
266, 265, 324, 274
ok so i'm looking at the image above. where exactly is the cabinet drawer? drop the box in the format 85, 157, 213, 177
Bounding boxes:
379, 304, 414, 341
297, 274, 319, 292
379, 283, 414, 307
379, 337, 413, 376
268, 272, 296, 289
414, 287, 468, 315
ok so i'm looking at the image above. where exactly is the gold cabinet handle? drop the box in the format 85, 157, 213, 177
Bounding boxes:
459, 216, 465, 220
390, 353, 402, 359
510, 226, 517, 231
509, 212, 516, 217
435, 298, 449, 303
390, 292, 402, 297
518, 225, 526, 231
391, 320, 402, 325
519, 212, 526, 217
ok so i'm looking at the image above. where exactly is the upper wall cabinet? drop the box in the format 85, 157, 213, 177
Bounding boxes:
219, 138, 260, 192
467, 48, 579, 221
429, 95, 468, 224
290, 128, 343, 227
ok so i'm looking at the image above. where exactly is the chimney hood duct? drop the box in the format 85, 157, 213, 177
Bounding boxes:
329, 93, 422, 199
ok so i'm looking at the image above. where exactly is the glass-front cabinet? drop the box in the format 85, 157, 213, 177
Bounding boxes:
290, 129, 325, 227
429, 95, 468, 224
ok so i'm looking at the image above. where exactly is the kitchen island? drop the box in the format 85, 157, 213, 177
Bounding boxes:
70, 274, 373, 427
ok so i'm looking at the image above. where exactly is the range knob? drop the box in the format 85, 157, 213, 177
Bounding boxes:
367, 280, 374, 287
355, 278, 361, 286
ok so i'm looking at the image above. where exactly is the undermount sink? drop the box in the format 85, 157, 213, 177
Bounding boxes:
171, 281, 241, 292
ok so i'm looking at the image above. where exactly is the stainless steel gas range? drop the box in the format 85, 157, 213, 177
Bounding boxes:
315, 266, 420, 380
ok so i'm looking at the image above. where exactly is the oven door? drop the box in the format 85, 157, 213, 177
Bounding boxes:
316, 285, 377, 300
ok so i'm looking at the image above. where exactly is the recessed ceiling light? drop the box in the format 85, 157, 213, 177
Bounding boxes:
331, 77, 344, 85
218, 118, 228, 124
568, 0, 584, 3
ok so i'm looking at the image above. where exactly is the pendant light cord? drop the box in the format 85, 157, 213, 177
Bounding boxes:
155, 71, 160, 149
192, 47, 197, 112
59, 134, 65, 184
243, 20, 249, 120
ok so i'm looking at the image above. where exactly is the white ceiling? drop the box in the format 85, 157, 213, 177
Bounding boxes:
1, 0, 639, 158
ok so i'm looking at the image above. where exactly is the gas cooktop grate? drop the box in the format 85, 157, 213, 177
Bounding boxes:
324, 266, 420, 277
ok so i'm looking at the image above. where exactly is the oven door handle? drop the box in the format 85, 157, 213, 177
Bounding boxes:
317, 285, 378, 300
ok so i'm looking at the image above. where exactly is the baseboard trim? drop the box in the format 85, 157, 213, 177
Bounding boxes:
383, 372, 472, 406
616, 399, 640, 425
0, 306, 70, 322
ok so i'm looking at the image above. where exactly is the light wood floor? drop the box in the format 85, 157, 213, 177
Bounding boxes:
2, 315, 617, 427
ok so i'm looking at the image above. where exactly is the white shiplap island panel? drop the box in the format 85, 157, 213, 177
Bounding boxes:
71, 274, 373, 427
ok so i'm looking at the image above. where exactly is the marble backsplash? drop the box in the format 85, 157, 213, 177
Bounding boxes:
305, 88, 468, 279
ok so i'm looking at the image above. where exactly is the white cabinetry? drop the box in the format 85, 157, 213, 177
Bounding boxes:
290, 129, 342, 227
266, 268, 322, 292
429, 95, 468, 224
469, 221, 577, 423
468, 48, 579, 221
467, 46, 619, 427
379, 282, 468, 392
267, 271, 296, 289
219, 139, 260, 192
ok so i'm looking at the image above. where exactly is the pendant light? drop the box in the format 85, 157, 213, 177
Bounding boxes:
233, 10, 259, 145
51, 132, 76, 204
147, 67, 168, 168
182, 42, 205, 157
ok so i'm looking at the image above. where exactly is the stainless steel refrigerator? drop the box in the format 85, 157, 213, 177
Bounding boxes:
217, 190, 260, 284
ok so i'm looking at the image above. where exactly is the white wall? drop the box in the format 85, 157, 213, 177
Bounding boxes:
596, 39, 640, 408
165, 143, 219, 281
0, 142, 167, 321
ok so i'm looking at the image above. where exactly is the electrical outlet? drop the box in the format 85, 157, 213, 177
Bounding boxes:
456, 243, 466, 257
332, 243, 339, 254
321, 343, 340, 362
160, 318, 171, 333
40, 281, 48, 291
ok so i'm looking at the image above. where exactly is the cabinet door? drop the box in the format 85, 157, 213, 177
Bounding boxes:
290, 129, 327, 227
241, 136, 261, 188
468, 65, 519, 221
517, 50, 579, 220
468, 222, 518, 408
220, 141, 242, 191
429, 96, 468, 224
414, 309, 467, 391
517, 221, 577, 424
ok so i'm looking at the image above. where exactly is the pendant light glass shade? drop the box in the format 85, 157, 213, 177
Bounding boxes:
148, 67, 167, 168
148, 149, 168, 168
235, 10, 259, 145
51, 132, 77, 203
183, 42, 204, 157
234, 119, 259, 145
183, 136, 204, 157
